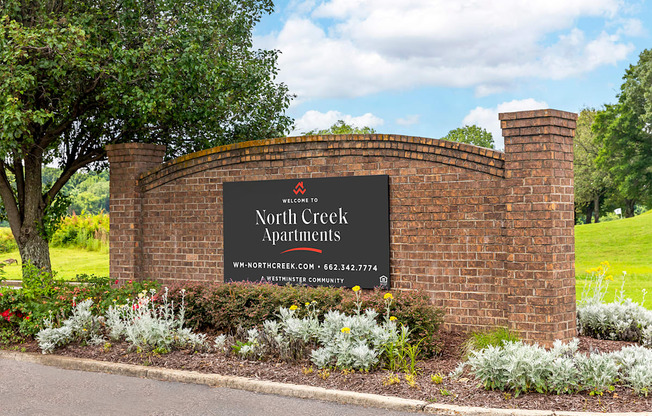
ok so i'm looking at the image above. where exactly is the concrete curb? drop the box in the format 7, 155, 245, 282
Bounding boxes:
1, 350, 650, 416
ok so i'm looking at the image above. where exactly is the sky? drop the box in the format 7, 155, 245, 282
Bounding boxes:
253, 0, 652, 150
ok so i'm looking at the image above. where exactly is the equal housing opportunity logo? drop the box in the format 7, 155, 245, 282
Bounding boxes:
223, 175, 390, 289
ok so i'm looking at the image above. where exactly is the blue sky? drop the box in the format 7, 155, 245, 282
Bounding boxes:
254, 0, 651, 149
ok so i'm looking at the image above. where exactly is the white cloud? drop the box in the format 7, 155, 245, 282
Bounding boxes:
291, 110, 384, 135
396, 114, 421, 126
257, 0, 638, 101
462, 98, 548, 150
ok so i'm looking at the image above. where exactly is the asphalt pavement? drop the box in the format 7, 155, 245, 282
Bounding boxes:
0, 358, 420, 416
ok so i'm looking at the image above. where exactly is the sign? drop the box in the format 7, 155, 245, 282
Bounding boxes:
223, 175, 390, 288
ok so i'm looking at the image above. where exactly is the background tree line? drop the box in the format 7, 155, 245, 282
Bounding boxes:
574, 49, 652, 223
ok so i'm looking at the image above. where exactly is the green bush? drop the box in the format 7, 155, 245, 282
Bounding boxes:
167, 282, 444, 356
0, 267, 158, 336
50, 213, 109, 252
0, 228, 18, 254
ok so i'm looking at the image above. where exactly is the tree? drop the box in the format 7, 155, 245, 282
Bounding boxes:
66, 171, 110, 215
0, 0, 293, 273
593, 49, 652, 217
573, 109, 612, 223
302, 120, 376, 135
442, 125, 494, 149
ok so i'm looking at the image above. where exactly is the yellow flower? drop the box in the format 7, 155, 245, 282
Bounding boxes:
384, 293, 393, 300
352, 286, 361, 292
606, 275, 614, 281
289, 305, 298, 311
341, 327, 351, 333
389, 316, 397, 321
305, 302, 311, 307
601, 261, 610, 267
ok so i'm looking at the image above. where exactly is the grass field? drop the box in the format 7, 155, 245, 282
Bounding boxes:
1, 213, 650, 304
575, 210, 652, 304
0, 247, 109, 280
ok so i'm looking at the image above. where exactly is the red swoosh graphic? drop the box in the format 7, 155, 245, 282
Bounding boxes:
280, 247, 322, 254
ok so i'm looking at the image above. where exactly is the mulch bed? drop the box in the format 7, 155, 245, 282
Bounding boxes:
10, 332, 652, 412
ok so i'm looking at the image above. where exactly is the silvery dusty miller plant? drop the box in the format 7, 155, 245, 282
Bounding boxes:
577, 262, 652, 344
37, 299, 105, 353
105, 288, 206, 352
227, 297, 408, 371
461, 339, 652, 396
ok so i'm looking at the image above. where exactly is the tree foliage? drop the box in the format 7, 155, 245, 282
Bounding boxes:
302, 120, 376, 135
593, 49, 652, 217
574, 109, 612, 223
442, 125, 494, 149
0, 0, 293, 272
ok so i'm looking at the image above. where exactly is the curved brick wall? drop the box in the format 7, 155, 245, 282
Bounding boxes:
138, 134, 505, 190
108, 109, 577, 343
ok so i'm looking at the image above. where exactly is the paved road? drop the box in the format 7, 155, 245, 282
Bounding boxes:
0, 359, 420, 416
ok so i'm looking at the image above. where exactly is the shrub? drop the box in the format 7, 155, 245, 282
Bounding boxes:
104, 288, 206, 353
460, 339, 652, 396
167, 282, 444, 356
577, 262, 652, 344
50, 213, 109, 252
37, 288, 206, 354
224, 302, 410, 371
36, 299, 105, 353
1, 268, 158, 337
0, 228, 17, 254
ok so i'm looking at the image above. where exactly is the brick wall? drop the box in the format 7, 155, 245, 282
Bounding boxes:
501, 110, 577, 343
108, 109, 577, 343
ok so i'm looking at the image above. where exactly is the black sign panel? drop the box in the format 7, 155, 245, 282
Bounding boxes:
223, 175, 390, 289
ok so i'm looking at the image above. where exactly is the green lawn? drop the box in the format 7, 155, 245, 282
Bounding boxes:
0, 247, 109, 280
575, 210, 652, 304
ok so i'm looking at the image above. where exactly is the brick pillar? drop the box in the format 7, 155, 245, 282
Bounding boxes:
107, 143, 166, 283
500, 109, 577, 345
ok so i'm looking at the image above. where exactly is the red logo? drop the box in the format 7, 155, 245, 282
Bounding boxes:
293, 181, 306, 195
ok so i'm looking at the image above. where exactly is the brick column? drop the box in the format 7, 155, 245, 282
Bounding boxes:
500, 109, 577, 345
107, 143, 166, 283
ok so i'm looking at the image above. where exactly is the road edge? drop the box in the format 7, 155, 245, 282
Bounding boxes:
1, 350, 650, 416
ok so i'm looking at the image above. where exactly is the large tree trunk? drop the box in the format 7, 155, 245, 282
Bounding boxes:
624, 199, 636, 218
17, 150, 52, 273
584, 203, 593, 224
592, 196, 600, 223
0, 147, 53, 276
16, 226, 52, 272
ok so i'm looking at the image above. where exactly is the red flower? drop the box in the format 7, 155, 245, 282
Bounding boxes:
1, 309, 14, 322
114, 279, 119, 285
